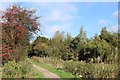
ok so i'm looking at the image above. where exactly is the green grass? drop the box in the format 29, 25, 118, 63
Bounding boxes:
26, 58, 44, 78
35, 73, 44, 78
30, 58, 79, 79
33, 67, 44, 78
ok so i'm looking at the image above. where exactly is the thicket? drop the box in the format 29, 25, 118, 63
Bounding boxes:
28, 27, 119, 64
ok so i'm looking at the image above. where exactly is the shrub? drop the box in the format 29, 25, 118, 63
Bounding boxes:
2, 59, 35, 78
63, 61, 94, 78
63, 61, 118, 78
63, 61, 77, 75
77, 62, 94, 78
93, 63, 118, 78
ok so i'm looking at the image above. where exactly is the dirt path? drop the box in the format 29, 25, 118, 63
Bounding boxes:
32, 64, 61, 80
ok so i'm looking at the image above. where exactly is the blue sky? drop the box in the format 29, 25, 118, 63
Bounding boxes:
0, 2, 118, 40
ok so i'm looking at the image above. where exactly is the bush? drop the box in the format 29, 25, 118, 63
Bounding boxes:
63, 61, 94, 78
2, 59, 35, 78
63, 61, 118, 78
93, 63, 118, 78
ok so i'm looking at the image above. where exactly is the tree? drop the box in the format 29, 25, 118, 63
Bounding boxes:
64, 32, 73, 45
0, 5, 40, 62
51, 31, 66, 58
99, 27, 111, 43
99, 27, 119, 63
70, 27, 88, 60
28, 36, 49, 57
79, 28, 119, 63
53, 31, 65, 43
61, 33, 73, 60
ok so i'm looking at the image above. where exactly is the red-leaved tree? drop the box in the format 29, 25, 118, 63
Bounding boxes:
0, 5, 40, 63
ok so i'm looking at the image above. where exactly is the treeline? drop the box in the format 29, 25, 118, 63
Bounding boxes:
28, 27, 119, 64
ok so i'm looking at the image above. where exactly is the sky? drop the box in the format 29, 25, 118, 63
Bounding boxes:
0, 1, 118, 40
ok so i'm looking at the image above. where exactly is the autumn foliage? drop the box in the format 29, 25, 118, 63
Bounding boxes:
0, 5, 40, 63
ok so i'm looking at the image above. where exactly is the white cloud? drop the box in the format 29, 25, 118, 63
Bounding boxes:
44, 9, 74, 23
112, 10, 120, 19
98, 19, 108, 26
45, 23, 72, 34
43, 3, 77, 23
37, 3, 78, 37
45, 10, 61, 22
107, 24, 118, 33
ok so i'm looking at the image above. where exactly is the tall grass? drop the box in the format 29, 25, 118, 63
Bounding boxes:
32, 56, 64, 69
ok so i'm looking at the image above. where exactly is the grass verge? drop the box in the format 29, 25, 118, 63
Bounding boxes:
33, 66, 44, 78
26, 58, 44, 78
